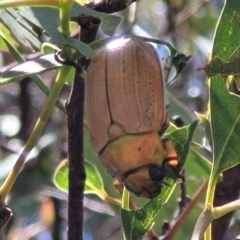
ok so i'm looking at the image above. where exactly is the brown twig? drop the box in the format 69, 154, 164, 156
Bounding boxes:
19, 77, 32, 141
66, 67, 86, 240
160, 181, 208, 240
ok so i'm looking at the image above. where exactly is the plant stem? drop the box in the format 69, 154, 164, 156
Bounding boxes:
0, 65, 71, 204
204, 169, 218, 240
122, 187, 130, 210
105, 195, 122, 207
164, 181, 208, 240
66, 68, 85, 240
122, 187, 130, 240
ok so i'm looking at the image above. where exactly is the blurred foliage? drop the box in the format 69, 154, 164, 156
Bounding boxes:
1, 0, 238, 240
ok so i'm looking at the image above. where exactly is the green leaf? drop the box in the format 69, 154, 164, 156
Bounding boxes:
100, 14, 123, 36
53, 159, 105, 198
0, 29, 64, 111
167, 90, 203, 143
42, 42, 61, 54
85, 160, 104, 194
210, 0, 240, 174
168, 119, 212, 180
0, 4, 122, 56
21, 7, 93, 57
185, 146, 212, 180
121, 121, 198, 240
53, 160, 69, 192
166, 120, 211, 179
0, 30, 24, 63
166, 121, 198, 167
31, 76, 66, 112
0, 8, 42, 51
210, 78, 240, 173
211, 1, 240, 60
0, 54, 61, 86
0, 7, 93, 57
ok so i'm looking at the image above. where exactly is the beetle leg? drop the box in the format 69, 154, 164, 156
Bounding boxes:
162, 140, 185, 182
84, 120, 90, 132
163, 157, 185, 182
113, 179, 124, 195
161, 180, 170, 187
162, 139, 179, 160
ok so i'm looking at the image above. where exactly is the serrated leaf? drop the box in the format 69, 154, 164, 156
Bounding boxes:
121, 121, 198, 240
192, 1, 240, 237
204, 46, 240, 77
185, 147, 212, 180
211, 2, 240, 59
210, 78, 240, 173
209, 0, 240, 174
168, 120, 212, 179
166, 90, 203, 143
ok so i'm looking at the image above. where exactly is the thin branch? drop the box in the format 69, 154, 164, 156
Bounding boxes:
66, 68, 86, 240
161, 181, 208, 240
66, 9, 99, 240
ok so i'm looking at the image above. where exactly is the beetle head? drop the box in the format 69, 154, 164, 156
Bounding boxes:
121, 164, 166, 198
100, 132, 166, 198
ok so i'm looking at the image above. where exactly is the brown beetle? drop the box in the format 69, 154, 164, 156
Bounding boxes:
86, 38, 181, 198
